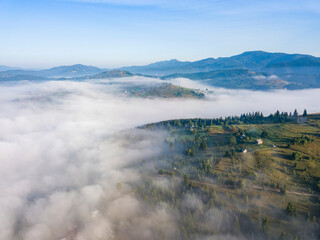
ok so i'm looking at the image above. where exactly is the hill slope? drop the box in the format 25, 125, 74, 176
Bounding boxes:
79, 70, 134, 79
138, 112, 320, 239
121, 82, 205, 99
162, 69, 292, 90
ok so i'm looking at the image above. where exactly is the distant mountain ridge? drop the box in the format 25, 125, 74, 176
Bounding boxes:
119, 51, 320, 88
161, 69, 291, 90
0, 65, 22, 72
266, 56, 320, 68
119, 51, 320, 75
0, 64, 104, 78
1, 51, 320, 89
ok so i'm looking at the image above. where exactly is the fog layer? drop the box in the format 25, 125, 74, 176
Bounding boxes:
0, 78, 319, 239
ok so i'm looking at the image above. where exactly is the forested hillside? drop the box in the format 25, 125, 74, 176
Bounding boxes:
134, 111, 320, 239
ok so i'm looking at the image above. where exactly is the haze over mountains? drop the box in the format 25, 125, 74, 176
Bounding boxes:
119, 51, 320, 75
1, 51, 320, 90
0, 65, 22, 72
0, 64, 105, 79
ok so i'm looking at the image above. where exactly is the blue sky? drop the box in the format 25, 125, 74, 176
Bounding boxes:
0, 0, 320, 68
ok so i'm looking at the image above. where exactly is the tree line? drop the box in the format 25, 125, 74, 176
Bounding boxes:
143, 109, 308, 130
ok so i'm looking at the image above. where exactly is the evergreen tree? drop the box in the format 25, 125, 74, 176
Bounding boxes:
184, 174, 190, 186
200, 139, 207, 150
261, 130, 268, 138
170, 142, 174, 151
303, 109, 308, 117
285, 202, 297, 216
262, 217, 269, 233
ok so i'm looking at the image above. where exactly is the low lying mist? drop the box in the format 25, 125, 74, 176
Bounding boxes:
0, 77, 319, 239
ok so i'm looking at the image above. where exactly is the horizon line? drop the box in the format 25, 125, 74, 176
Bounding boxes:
1, 49, 319, 70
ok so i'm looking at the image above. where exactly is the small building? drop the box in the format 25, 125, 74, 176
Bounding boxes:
240, 134, 246, 140
241, 148, 247, 153
255, 139, 263, 145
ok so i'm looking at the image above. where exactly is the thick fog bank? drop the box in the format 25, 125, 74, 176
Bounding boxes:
0, 78, 319, 239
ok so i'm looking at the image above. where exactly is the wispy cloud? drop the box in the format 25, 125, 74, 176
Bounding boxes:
66, 0, 320, 13
65, 0, 224, 12
67, 0, 164, 6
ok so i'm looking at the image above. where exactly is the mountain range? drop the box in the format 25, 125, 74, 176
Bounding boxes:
119, 51, 320, 75
161, 69, 290, 90
0, 64, 105, 79
0, 65, 22, 72
1, 51, 320, 90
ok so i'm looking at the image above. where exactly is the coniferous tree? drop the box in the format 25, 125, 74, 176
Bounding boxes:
262, 217, 269, 233
261, 130, 268, 138
200, 139, 207, 150
184, 174, 190, 186
286, 202, 297, 216
303, 109, 308, 117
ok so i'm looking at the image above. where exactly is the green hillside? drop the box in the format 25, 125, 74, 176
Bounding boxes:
134, 112, 320, 239
121, 83, 205, 99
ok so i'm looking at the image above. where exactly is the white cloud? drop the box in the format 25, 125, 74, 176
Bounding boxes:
0, 78, 319, 239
